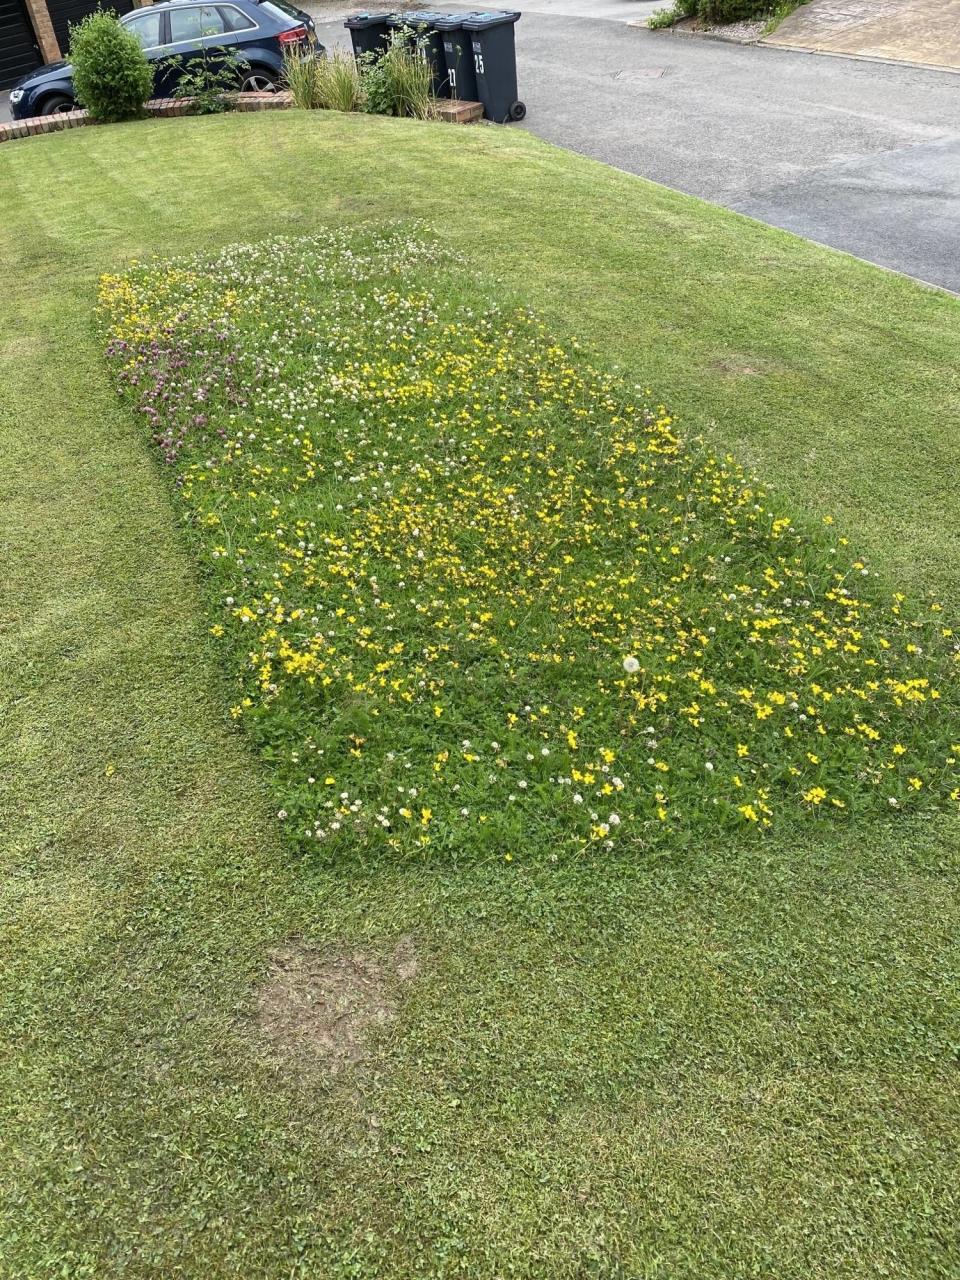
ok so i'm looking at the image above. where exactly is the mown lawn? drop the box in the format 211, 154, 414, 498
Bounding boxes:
1, 111, 959, 1279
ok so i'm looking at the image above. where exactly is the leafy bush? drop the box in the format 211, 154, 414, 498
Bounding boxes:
163, 46, 248, 114
647, 2, 690, 29
361, 32, 433, 119
698, 0, 770, 21
69, 9, 153, 122
648, 0, 784, 24
285, 28, 435, 119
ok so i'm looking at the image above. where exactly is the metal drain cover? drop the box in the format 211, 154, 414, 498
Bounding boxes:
611, 67, 668, 81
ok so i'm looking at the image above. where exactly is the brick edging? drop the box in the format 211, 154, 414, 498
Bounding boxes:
0, 90, 294, 145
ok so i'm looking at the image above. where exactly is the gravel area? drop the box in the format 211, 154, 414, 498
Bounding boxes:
673, 15, 767, 42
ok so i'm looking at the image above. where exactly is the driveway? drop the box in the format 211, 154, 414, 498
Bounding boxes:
766, 0, 960, 72
311, 5, 960, 292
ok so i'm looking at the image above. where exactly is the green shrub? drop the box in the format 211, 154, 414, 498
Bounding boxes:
69, 9, 153, 122
286, 32, 433, 119
647, 0, 695, 28
698, 0, 769, 21
163, 45, 247, 114
361, 31, 433, 119
648, 0, 787, 24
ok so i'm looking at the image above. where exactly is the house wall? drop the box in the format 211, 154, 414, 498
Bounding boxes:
1, 0, 140, 90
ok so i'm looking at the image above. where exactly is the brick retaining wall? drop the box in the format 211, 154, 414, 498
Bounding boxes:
0, 90, 484, 144
0, 90, 294, 144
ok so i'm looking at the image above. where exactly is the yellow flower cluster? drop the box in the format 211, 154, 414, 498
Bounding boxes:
99, 231, 960, 858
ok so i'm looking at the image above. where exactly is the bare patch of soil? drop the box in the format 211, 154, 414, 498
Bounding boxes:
254, 937, 418, 1073
713, 354, 784, 377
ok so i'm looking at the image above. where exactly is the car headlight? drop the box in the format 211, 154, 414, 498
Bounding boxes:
9, 89, 25, 105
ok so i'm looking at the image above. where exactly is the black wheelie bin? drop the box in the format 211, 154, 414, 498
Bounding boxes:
394, 10, 451, 97
344, 11, 394, 62
462, 10, 525, 122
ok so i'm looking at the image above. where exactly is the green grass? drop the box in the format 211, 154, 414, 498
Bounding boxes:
761, 0, 807, 37
1, 111, 959, 1278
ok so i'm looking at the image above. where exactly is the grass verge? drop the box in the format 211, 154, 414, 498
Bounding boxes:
1, 112, 959, 1278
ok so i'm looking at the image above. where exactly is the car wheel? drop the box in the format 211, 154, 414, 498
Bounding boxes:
240, 69, 279, 93
41, 94, 75, 115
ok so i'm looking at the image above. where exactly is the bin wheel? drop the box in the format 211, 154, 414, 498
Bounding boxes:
509, 100, 526, 122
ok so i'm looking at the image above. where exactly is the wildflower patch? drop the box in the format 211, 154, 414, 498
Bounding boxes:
99, 229, 960, 858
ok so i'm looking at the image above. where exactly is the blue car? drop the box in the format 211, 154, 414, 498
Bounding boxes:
8, 0, 321, 120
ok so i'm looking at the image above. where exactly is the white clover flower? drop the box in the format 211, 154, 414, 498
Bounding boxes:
573, 793, 583, 804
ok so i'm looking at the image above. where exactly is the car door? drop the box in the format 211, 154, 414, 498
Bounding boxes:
121, 6, 166, 98
162, 4, 239, 96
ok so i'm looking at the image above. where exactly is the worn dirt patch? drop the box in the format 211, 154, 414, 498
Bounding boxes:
713, 354, 785, 377
254, 937, 418, 1073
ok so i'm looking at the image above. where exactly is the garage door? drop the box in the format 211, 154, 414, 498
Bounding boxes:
47, 0, 135, 57
0, 0, 41, 90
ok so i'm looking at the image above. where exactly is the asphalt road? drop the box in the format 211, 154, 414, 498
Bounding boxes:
513, 12, 960, 291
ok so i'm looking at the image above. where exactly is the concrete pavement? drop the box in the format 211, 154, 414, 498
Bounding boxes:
765, 0, 960, 73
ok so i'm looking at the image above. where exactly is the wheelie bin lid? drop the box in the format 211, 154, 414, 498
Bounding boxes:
461, 9, 521, 28
344, 11, 395, 28
432, 11, 486, 29
399, 9, 449, 21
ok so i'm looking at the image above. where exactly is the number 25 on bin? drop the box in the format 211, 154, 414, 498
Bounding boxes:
474, 51, 485, 75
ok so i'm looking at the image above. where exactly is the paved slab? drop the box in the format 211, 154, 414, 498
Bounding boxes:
765, 0, 960, 72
